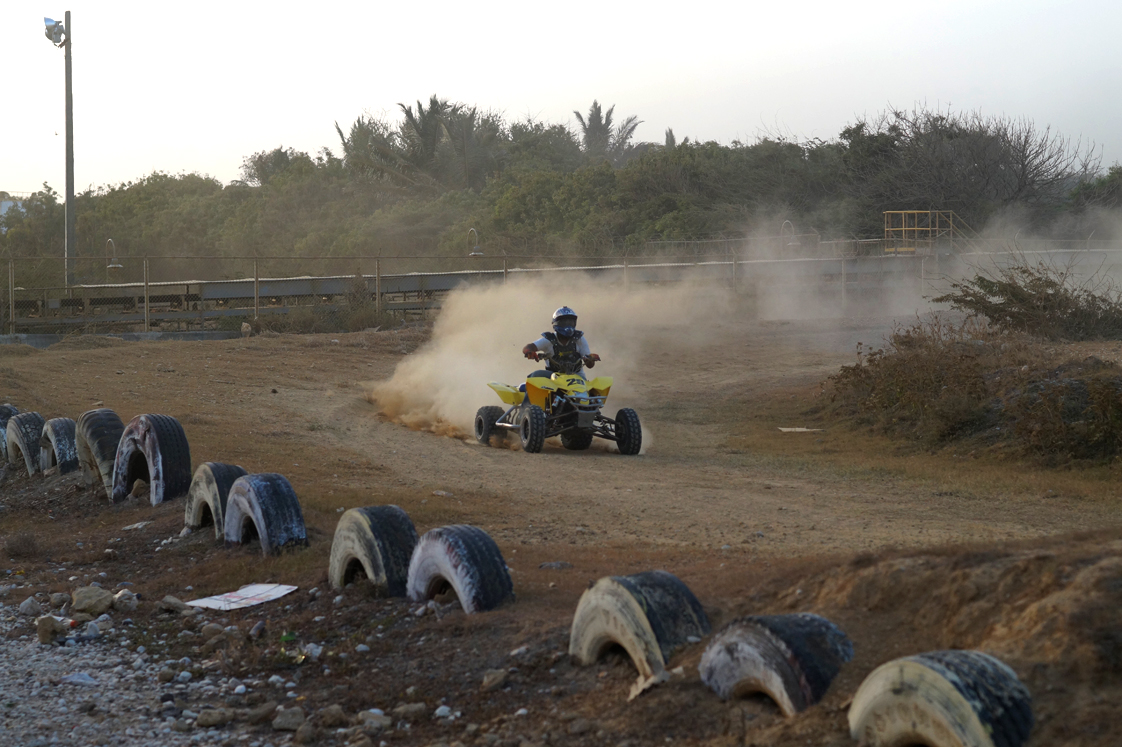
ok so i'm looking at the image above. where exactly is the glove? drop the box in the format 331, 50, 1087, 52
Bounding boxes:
523, 344, 539, 360
582, 353, 600, 368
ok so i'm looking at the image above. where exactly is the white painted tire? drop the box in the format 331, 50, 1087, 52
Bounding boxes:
223, 473, 307, 555
5, 412, 45, 475
329, 506, 418, 595
569, 570, 710, 700
849, 650, 1033, 747
406, 525, 513, 614
75, 408, 125, 499
110, 414, 192, 505
38, 417, 79, 475
184, 462, 248, 538
699, 613, 853, 715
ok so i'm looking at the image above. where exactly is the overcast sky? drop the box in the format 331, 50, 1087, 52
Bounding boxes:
2, 1, 1119, 195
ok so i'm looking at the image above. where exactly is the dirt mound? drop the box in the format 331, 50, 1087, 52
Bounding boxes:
47, 335, 131, 351
0, 344, 40, 357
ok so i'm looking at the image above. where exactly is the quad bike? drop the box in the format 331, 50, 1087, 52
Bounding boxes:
474, 357, 641, 455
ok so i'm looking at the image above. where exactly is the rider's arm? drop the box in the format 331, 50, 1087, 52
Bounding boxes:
524, 337, 552, 360
578, 337, 598, 367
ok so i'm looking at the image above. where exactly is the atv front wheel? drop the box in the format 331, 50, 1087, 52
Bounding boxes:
519, 405, 547, 454
615, 408, 642, 455
561, 430, 594, 451
474, 406, 505, 447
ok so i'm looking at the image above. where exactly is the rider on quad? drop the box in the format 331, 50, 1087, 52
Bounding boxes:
521, 306, 600, 379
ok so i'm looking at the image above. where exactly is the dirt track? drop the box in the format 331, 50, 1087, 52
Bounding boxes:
1, 315, 1120, 746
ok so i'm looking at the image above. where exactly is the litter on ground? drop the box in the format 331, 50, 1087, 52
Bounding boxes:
186, 583, 298, 611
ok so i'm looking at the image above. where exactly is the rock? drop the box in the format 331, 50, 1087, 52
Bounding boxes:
392, 702, 428, 719
249, 620, 266, 638
233, 685, 247, 695
49, 592, 70, 608
19, 597, 43, 616
72, 586, 114, 616
355, 644, 370, 653
158, 668, 175, 683
294, 722, 318, 744
112, 589, 138, 612
318, 704, 348, 727
272, 706, 306, 731
481, 669, 508, 692
433, 705, 453, 719
177, 671, 193, 683
195, 708, 233, 728
200, 623, 224, 640
159, 595, 191, 613
357, 711, 392, 730
569, 718, 595, 735
539, 561, 573, 570
59, 672, 98, 686
129, 479, 149, 499
247, 701, 279, 724
36, 615, 70, 644
70, 612, 93, 623
84, 622, 101, 638
172, 718, 192, 732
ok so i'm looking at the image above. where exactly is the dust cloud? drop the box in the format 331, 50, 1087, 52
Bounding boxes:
369, 277, 732, 438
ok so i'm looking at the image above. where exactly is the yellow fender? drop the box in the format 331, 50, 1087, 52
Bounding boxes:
487, 382, 524, 405
586, 376, 613, 397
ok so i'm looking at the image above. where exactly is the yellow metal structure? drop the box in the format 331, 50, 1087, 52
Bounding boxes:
883, 211, 977, 253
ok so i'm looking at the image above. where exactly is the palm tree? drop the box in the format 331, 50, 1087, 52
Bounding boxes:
441, 107, 505, 190
398, 95, 459, 176
574, 100, 642, 164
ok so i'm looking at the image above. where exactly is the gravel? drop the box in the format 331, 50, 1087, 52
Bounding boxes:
0, 600, 287, 747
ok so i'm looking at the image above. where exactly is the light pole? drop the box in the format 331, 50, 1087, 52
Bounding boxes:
45, 13, 75, 286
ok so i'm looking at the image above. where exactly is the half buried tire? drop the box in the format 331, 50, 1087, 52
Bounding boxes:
184, 462, 248, 539
848, 650, 1033, 747
329, 506, 419, 595
223, 473, 308, 555
615, 408, 642, 455
406, 525, 513, 613
110, 414, 192, 505
5, 412, 45, 475
38, 417, 79, 475
76, 409, 126, 499
569, 570, 711, 700
699, 613, 854, 716
0, 404, 18, 459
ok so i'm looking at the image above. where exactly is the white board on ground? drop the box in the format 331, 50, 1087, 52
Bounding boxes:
186, 583, 297, 611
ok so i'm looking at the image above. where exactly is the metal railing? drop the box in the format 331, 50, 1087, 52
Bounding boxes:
6, 241, 1122, 335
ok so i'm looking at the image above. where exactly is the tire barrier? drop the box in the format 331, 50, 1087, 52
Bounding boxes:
38, 417, 79, 475
5, 412, 46, 476
184, 462, 248, 539
223, 473, 308, 555
0, 404, 18, 458
329, 506, 419, 595
848, 650, 1033, 747
569, 570, 711, 700
699, 613, 853, 715
76, 408, 125, 499
406, 524, 513, 613
110, 414, 192, 505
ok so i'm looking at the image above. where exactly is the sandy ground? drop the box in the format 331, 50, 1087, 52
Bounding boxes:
1, 313, 1120, 746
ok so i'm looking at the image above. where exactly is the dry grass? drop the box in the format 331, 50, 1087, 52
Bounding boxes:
4, 532, 40, 559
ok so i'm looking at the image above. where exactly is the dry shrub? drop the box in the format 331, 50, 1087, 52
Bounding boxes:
830, 316, 1122, 462
935, 260, 1122, 340
5, 533, 39, 558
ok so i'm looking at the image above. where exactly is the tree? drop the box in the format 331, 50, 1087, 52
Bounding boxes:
573, 100, 642, 165
398, 95, 459, 178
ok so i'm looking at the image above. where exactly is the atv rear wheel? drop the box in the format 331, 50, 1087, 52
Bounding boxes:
561, 430, 594, 451
474, 406, 505, 447
615, 408, 642, 455
520, 405, 547, 454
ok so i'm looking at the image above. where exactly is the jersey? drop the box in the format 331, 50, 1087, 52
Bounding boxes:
534, 330, 590, 374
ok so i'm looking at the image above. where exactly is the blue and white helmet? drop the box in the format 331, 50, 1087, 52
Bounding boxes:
552, 306, 578, 338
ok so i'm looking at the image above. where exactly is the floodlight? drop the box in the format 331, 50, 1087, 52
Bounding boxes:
44, 17, 65, 45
